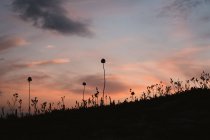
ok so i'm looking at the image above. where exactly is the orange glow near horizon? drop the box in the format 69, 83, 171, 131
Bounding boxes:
1, 0, 210, 113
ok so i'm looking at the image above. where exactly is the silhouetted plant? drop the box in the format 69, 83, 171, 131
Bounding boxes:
7, 93, 19, 115
156, 81, 164, 96
31, 97, 38, 115
61, 96, 65, 110
82, 82, 86, 100
27, 76, 32, 115
75, 101, 80, 109
88, 98, 91, 107
82, 82, 87, 107
123, 98, 128, 103
105, 95, 108, 105
91, 95, 95, 107
185, 80, 190, 91
141, 92, 147, 100
18, 99, 22, 117
41, 102, 47, 113
1, 107, 5, 118
94, 87, 99, 106
190, 77, 199, 88
109, 96, 112, 105
83, 100, 87, 108
57, 101, 61, 109
110, 100, 115, 106
134, 96, 138, 101
165, 86, 172, 95
48, 102, 54, 112
101, 58, 106, 105
200, 71, 210, 89
130, 89, 135, 101
100, 97, 104, 106
175, 80, 183, 93
170, 78, 183, 93
144, 87, 153, 99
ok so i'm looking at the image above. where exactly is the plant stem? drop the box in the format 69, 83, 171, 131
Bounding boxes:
83, 86, 85, 101
29, 82, 31, 115
102, 63, 106, 103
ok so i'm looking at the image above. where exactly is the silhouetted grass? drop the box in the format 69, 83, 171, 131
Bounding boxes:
1, 88, 210, 140
1, 69, 210, 139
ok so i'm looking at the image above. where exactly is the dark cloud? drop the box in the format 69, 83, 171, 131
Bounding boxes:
71, 74, 129, 95
12, 0, 92, 36
0, 36, 27, 52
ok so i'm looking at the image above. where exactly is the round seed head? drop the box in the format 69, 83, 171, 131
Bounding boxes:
27, 77, 32, 82
101, 58, 106, 63
83, 82, 86, 86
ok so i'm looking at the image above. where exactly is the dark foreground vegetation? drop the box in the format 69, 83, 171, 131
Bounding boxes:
1, 88, 210, 140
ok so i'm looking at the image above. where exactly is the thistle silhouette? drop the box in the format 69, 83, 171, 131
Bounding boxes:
101, 58, 106, 104
27, 76, 32, 115
130, 89, 135, 101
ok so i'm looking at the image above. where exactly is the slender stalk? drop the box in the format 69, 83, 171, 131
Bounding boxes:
83, 85, 85, 101
29, 82, 31, 115
102, 63, 106, 101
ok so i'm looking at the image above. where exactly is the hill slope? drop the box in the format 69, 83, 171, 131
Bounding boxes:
1, 88, 210, 140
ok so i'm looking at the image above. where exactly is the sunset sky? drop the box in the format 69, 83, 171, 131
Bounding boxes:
1, 0, 210, 110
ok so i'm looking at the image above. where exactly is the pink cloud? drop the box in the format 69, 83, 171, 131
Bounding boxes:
69, 74, 130, 95
14, 58, 70, 68
0, 36, 28, 52
156, 45, 210, 78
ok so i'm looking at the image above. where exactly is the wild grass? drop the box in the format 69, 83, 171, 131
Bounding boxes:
1, 71, 210, 119
0, 70, 210, 140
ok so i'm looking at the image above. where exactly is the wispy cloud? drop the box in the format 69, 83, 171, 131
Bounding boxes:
46, 45, 55, 49
70, 74, 129, 95
1, 71, 51, 83
12, 0, 92, 36
0, 36, 28, 52
14, 58, 70, 68
156, 45, 210, 78
0, 58, 70, 83
161, 0, 210, 18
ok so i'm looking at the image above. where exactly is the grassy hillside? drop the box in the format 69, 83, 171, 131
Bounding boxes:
1, 88, 210, 140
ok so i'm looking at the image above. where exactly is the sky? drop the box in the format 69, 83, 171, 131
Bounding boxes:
1, 0, 210, 110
